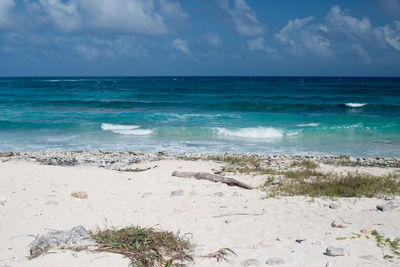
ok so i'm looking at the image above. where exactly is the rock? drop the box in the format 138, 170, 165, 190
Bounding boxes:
395, 249, 400, 254
331, 220, 347, 228
266, 257, 285, 265
30, 226, 95, 257
376, 201, 395, 211
0, 152, 13, 157
0, 196, 6, 206
326, 246, 345, 257
329, 203, 340, 209
170, 190, 184, 197
71, 191, 88, 199
241, 258, 261, 266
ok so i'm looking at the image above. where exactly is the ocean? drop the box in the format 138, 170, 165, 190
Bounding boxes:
0, 77, 399, 157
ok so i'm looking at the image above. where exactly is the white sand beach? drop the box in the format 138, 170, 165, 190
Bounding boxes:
1, 156, 399, 267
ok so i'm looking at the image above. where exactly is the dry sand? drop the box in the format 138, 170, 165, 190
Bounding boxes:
0, 159, 399, 267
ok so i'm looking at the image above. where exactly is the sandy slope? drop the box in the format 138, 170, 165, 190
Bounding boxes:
0, 160, 399, 267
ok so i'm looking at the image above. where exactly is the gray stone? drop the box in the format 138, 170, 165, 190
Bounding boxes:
30, 226, 95, 257
331, 220, 347, 228
377, 201, 395, 211
241, 258, 261, 266
326, 246, 345, 256
266, 257, 285, 265
170, 190, 184, 197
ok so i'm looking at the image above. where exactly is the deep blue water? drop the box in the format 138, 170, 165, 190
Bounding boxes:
0, 77, 399, 156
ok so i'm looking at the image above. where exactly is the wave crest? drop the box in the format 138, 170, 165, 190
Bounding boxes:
214, 127, 283, 139
101, 123, 152, 135
345, 103, 367, 108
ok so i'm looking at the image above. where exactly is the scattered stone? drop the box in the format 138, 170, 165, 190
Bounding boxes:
271, 180, 281, 186
395, 249, 400, 254
241, 258, 261, 266
44, 201, 58, 206
141, 192, 153, 198
224, 219, 232, 224
295, 239, 306, 243
331, 220, 347, 228
376, 201, 395, 211
71, 191, 88, 199
326, 246, 345, 257
329, 203, 340, 209
360, 229, 373, 235
0, 196, 6, 206
30, 226, 95, 257
170, 190, 184, 197
266, 257, 285, 265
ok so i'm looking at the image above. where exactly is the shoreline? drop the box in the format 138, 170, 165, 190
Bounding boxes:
1, 151, 399, 266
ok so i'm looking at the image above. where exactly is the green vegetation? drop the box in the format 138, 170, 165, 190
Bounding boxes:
290, 160, 318, 169
91, 226, 194, 267
372, 230, 400, 259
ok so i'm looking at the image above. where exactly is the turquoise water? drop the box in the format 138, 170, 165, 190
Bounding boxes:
0, 77, 399, 156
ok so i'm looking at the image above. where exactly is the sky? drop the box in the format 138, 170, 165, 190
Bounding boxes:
0, 0, 400, 76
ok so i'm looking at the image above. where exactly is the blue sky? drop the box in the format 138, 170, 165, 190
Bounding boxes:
1, 0, 400, 76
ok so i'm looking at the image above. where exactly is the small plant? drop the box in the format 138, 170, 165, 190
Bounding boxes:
91, 226, 194, 267
202, 248, 236, 262
372, 230, 400, 260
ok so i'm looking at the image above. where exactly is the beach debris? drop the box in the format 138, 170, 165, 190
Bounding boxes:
30, 226, 95, 257
326, 246, 345, 257
170, 190, 184, 197
241, 258, 261, 266
117, 166, 154, 172
172, 171, 253, 190
0, 196, 6, 206
202, 248, 236, 262
266, 257, 285, 265
376, 201, 395, 211
71, 191, 88, 199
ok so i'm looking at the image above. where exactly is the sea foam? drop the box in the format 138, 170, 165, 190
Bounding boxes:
345, 103, 367, 108
101, 123, 152, 135
214, 127, 283, 139
297, 123, 319, 127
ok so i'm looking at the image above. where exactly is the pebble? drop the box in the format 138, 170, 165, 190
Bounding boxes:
0, 196, 6, 206
331, 220, 347, 228
266, 257, 285, 265
241, 259, 261, 266
141, 192, 153, 198
329, 203, 340, 209
170, 190, 184, 197
71, 191, 88, 199
326, 246, 345, 256
376, 201, 395, 211
360, 229, 373, 235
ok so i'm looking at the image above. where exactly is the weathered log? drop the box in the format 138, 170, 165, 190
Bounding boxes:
172, 171, 253, 190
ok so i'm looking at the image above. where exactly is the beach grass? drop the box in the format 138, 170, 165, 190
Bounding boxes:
90, 226, 194, 267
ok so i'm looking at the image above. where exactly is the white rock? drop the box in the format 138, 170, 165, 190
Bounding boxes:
0, 196, 6, 206
266, 257, 285, 265
326, 246, 345, 256
170, 190, 184, 197
376, 201, 395, 211
241, 258, 261, 266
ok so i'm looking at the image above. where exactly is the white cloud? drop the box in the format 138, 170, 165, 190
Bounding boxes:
0, 0, 15, 28
158, 0, 187, 20
247, 37, 277, 55
219, 0, 264, 37
204, 33, 223, 47
351, 44, 372, 64
39, 0, 81, 32
325, 6, 371, 38
382, 21, 400, 51
78, 0, 167, 35
172, 38, 190, 55
275, 16, 332, 57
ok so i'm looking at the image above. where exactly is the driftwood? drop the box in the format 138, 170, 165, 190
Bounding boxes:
172, 171, 253, 190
